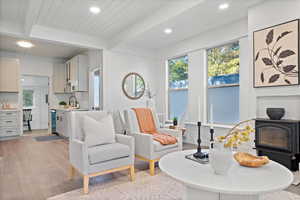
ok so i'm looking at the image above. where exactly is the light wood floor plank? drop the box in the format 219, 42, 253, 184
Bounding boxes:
0, 130, 298, 200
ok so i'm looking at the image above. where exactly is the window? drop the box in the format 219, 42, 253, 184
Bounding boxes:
207, 42, 240, 125
23, 89, 34, 108
168, 55, 188, 120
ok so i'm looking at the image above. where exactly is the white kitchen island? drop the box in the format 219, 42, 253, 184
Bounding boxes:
54, 108, 88, 137
159, 150, 293, 200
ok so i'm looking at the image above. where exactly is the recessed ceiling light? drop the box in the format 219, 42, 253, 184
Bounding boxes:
164, 28, 173, 34
219, 3, 229, 10
89, 6, 101, 14
17, 41, 34, 48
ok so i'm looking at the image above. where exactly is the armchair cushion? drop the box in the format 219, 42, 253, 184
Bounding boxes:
153, 141, 178, 152
83, 115, 115, 147
88, 143, 130, 165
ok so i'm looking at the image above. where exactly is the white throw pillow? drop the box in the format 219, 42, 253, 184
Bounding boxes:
83, 114, 116, 147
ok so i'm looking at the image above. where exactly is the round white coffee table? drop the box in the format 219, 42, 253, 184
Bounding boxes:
159, 150, 293, 200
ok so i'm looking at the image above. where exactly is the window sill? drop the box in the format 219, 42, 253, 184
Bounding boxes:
184, 121, 234, 129
207, 83, 239, 89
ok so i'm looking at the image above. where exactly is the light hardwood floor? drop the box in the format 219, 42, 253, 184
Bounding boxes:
0, 131, 299, 200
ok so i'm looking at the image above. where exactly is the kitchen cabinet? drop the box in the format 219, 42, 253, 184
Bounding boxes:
55, 109, 88, 137
66, 55, 88, 92
0, 58, 20, 92
56, 110, 69, 137
53, 63, 69, 93
0, 110, 20, 138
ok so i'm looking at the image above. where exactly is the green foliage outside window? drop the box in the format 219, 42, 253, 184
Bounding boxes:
168, 56, 188, 88
207, 42, 240, 77
23, 90, 34, 108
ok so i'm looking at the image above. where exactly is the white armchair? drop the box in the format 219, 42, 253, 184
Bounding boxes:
69, 111, 135, 194
124, 108, 182, 175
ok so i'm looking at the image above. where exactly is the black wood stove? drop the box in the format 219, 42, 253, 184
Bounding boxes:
255, 118, 300, 171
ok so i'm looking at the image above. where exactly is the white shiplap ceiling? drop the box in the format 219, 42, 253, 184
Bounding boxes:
0, 34, 89, 59
0, 0, 264, 51
0, 0, 28, 25
125, 0, 263, 49
36, 0, 165, 39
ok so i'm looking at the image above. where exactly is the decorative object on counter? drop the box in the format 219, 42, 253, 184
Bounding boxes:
69, 95, 79, 108
59, 101, 67, 108
254, 19, 299, 88
172, 117, 178, 126
1, 101, 12, 109
210, 119, 255, 175
186, 121, 209, 164
266, 108, 285, 120
234, 152, 269, 168
122, 72, 145, 100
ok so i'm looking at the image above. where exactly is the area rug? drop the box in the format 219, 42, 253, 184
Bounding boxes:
48, 171, 300, 200
35, 135, 65, 142
293, 171, 300, 186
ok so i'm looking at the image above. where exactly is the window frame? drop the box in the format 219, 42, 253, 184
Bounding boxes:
205, 41, 240, 126
23, 89, 35, 109
166, 55, 188, 121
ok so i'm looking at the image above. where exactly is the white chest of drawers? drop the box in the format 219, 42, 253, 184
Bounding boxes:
0, 110, 20, 138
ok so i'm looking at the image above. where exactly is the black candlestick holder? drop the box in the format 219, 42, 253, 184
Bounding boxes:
209, 128, 214, 149
193, 122, 208, 159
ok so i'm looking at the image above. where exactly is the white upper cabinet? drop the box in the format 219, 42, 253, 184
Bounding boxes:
0, 58, 20, 92
53, 55, 88, 93
67, 55, 88, 92
53, 63, 67, 93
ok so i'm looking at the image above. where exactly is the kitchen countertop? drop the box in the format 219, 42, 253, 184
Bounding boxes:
0, 108, 20, 112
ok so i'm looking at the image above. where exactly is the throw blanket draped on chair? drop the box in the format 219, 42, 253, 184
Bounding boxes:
132, 108, 177, 145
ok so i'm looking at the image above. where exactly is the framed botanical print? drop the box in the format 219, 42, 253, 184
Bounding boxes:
253, 19, 299, 88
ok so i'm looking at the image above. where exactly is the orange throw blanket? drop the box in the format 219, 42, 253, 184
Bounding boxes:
132, 108, 177, 145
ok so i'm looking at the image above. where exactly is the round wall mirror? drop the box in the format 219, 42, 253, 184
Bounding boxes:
122, 72, 145, 100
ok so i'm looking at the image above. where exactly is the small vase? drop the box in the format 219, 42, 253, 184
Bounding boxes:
209, 141, 233, 175
173, 120, 178, 126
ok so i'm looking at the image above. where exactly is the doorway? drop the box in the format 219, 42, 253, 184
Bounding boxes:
21, 75, 49, 132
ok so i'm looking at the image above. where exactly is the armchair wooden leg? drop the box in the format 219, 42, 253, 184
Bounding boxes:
149, 160, 155, 176
129, 165, 135, 181
69, 165, 75, 180
83, 175, 89, 194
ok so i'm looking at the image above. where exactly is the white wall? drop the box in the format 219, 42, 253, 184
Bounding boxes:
247, 1, 300, 120
155, 19, 249, 145
155, 1, 300, 146
102, 49, 159, 112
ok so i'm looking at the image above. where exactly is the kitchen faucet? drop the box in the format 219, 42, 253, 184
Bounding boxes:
69, 94, 78, 108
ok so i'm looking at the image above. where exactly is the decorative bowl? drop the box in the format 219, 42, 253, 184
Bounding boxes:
233, 152, 269, 168
266, 108, 285, 120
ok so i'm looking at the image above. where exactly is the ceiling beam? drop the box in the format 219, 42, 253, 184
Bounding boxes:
0, 21, 24, 37
24, 0, 44, 35
30, 25, 107, 49
107, 0, 205, 49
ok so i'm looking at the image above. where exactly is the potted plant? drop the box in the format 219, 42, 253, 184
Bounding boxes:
210, 120, 255, 175
59, 101, 67, 108
172, 117, 178, 126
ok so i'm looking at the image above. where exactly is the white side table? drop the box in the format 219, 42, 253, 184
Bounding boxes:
159, 150, 293, 200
